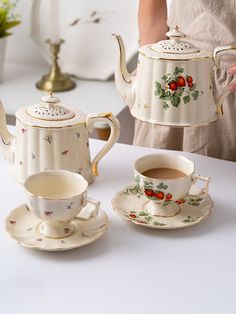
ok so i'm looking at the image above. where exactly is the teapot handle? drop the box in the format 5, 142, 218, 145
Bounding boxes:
86, 112, 120, 176
214, 46, 236, 115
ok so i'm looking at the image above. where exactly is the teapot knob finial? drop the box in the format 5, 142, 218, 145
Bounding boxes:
41, 93, 60, 109
166, 26, 186, 42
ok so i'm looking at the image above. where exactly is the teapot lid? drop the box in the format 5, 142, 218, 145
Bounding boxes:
139, 26, 212, 60
27, 92, 75, 121
151, 26, 200, 55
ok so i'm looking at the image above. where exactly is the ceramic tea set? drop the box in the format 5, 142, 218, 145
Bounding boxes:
112, 154, 213, 230
5, 26, 233, 250
0, 92, 120, 184
2, 93, 119, 250
6, 170, 109, 251
113, 26, 236, 126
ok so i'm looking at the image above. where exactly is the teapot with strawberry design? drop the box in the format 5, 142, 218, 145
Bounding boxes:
113, 26, 236, 126
0, 93, 120, 184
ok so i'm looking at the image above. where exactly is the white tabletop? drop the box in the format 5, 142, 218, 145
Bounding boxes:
1, 126, 236, 314
0, 62, 125, 117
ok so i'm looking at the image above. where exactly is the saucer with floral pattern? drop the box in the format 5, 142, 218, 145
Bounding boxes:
5, 204, 108, 251
112, 184, 213, 229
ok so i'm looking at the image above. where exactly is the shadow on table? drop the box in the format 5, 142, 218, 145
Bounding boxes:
24, 219, 126, 262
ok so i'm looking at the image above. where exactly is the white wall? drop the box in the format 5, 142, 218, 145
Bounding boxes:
6, 0, 172, 67
6, 0, 47, 66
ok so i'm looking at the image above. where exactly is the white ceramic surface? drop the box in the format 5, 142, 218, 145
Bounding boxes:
113, 28, 236, 126
24, 170, 100, 238
0, 93, 120, 183
5, 203, 108, 251
112, 184, 213, 229
31, 0, 139, 80
134, 154, 210, 217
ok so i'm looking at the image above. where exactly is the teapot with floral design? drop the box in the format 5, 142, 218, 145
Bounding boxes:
0, 93, 120, 183
113, 26, 236, 126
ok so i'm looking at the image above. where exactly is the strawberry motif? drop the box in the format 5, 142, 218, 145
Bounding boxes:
186, 76, 193, 83
144, 189, 155, 197
129, 213, 136, 219
175, 199, 185, 205
188, 82, 193, 89
155, 191, 165, 200
165, 193, 173, 200
169, 81, 177, 91
176, 76, 186, 87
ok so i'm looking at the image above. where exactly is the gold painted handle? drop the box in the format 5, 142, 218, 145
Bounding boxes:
73, 197, 100, 222
214, 46, 236, 115
86, 112, 120, 176
190, 174, 211, 197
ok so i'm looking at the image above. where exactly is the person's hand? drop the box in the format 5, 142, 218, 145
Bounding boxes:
228, 63, 236, 92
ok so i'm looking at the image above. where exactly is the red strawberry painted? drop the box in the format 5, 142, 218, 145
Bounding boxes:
177, 76, 186, 87
165, 193, 173, 200
187, 76, 193, 83
144, 189, 155, 197
129, 213, 136, 219
175, 199, 185, 205
155, 191, 165, 200
169, 81, 177, 91
188, 82, 193, 89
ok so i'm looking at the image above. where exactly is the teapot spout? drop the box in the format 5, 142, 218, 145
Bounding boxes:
112, 34, 135, 109
0, 100, 15, 165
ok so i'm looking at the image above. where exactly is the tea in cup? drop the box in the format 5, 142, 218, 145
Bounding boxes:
134, 154, 210, 217
24, 170, 100, 238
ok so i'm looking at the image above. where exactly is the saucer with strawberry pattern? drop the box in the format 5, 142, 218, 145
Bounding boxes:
112, 184, 213, 229
5, 204, 108, 251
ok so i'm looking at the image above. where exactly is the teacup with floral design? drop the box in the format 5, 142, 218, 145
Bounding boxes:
24, 170, 100, 238
134, 154, 210, 217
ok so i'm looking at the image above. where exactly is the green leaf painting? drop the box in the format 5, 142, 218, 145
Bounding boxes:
154, 67, 203, 109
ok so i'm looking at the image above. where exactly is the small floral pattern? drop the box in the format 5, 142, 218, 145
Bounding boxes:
182, 215, 205, 223
44, 211, 53, 217
61, 149, 69, 156
64, 227, 70, 234
66, 202, 73, 209
44, 135, 53, 144
155, 67, 204, 110
127, 210, 167, 226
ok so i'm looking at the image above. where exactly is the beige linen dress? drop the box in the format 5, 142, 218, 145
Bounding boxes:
133, 0, 236, 161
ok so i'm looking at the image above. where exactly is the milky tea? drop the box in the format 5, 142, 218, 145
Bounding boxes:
142, 167, 186, 179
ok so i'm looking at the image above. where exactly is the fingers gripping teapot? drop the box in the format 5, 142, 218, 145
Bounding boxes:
0, 93, 120, 183
113, 27, 236, 126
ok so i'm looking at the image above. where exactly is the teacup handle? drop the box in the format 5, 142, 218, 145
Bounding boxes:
189, 174, 211, 197
73, 197, 100, 223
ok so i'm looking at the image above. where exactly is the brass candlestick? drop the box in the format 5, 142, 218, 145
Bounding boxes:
36, 39, 76, 92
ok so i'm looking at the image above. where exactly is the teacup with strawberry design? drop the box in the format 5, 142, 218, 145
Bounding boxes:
134, 154, 210, 217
